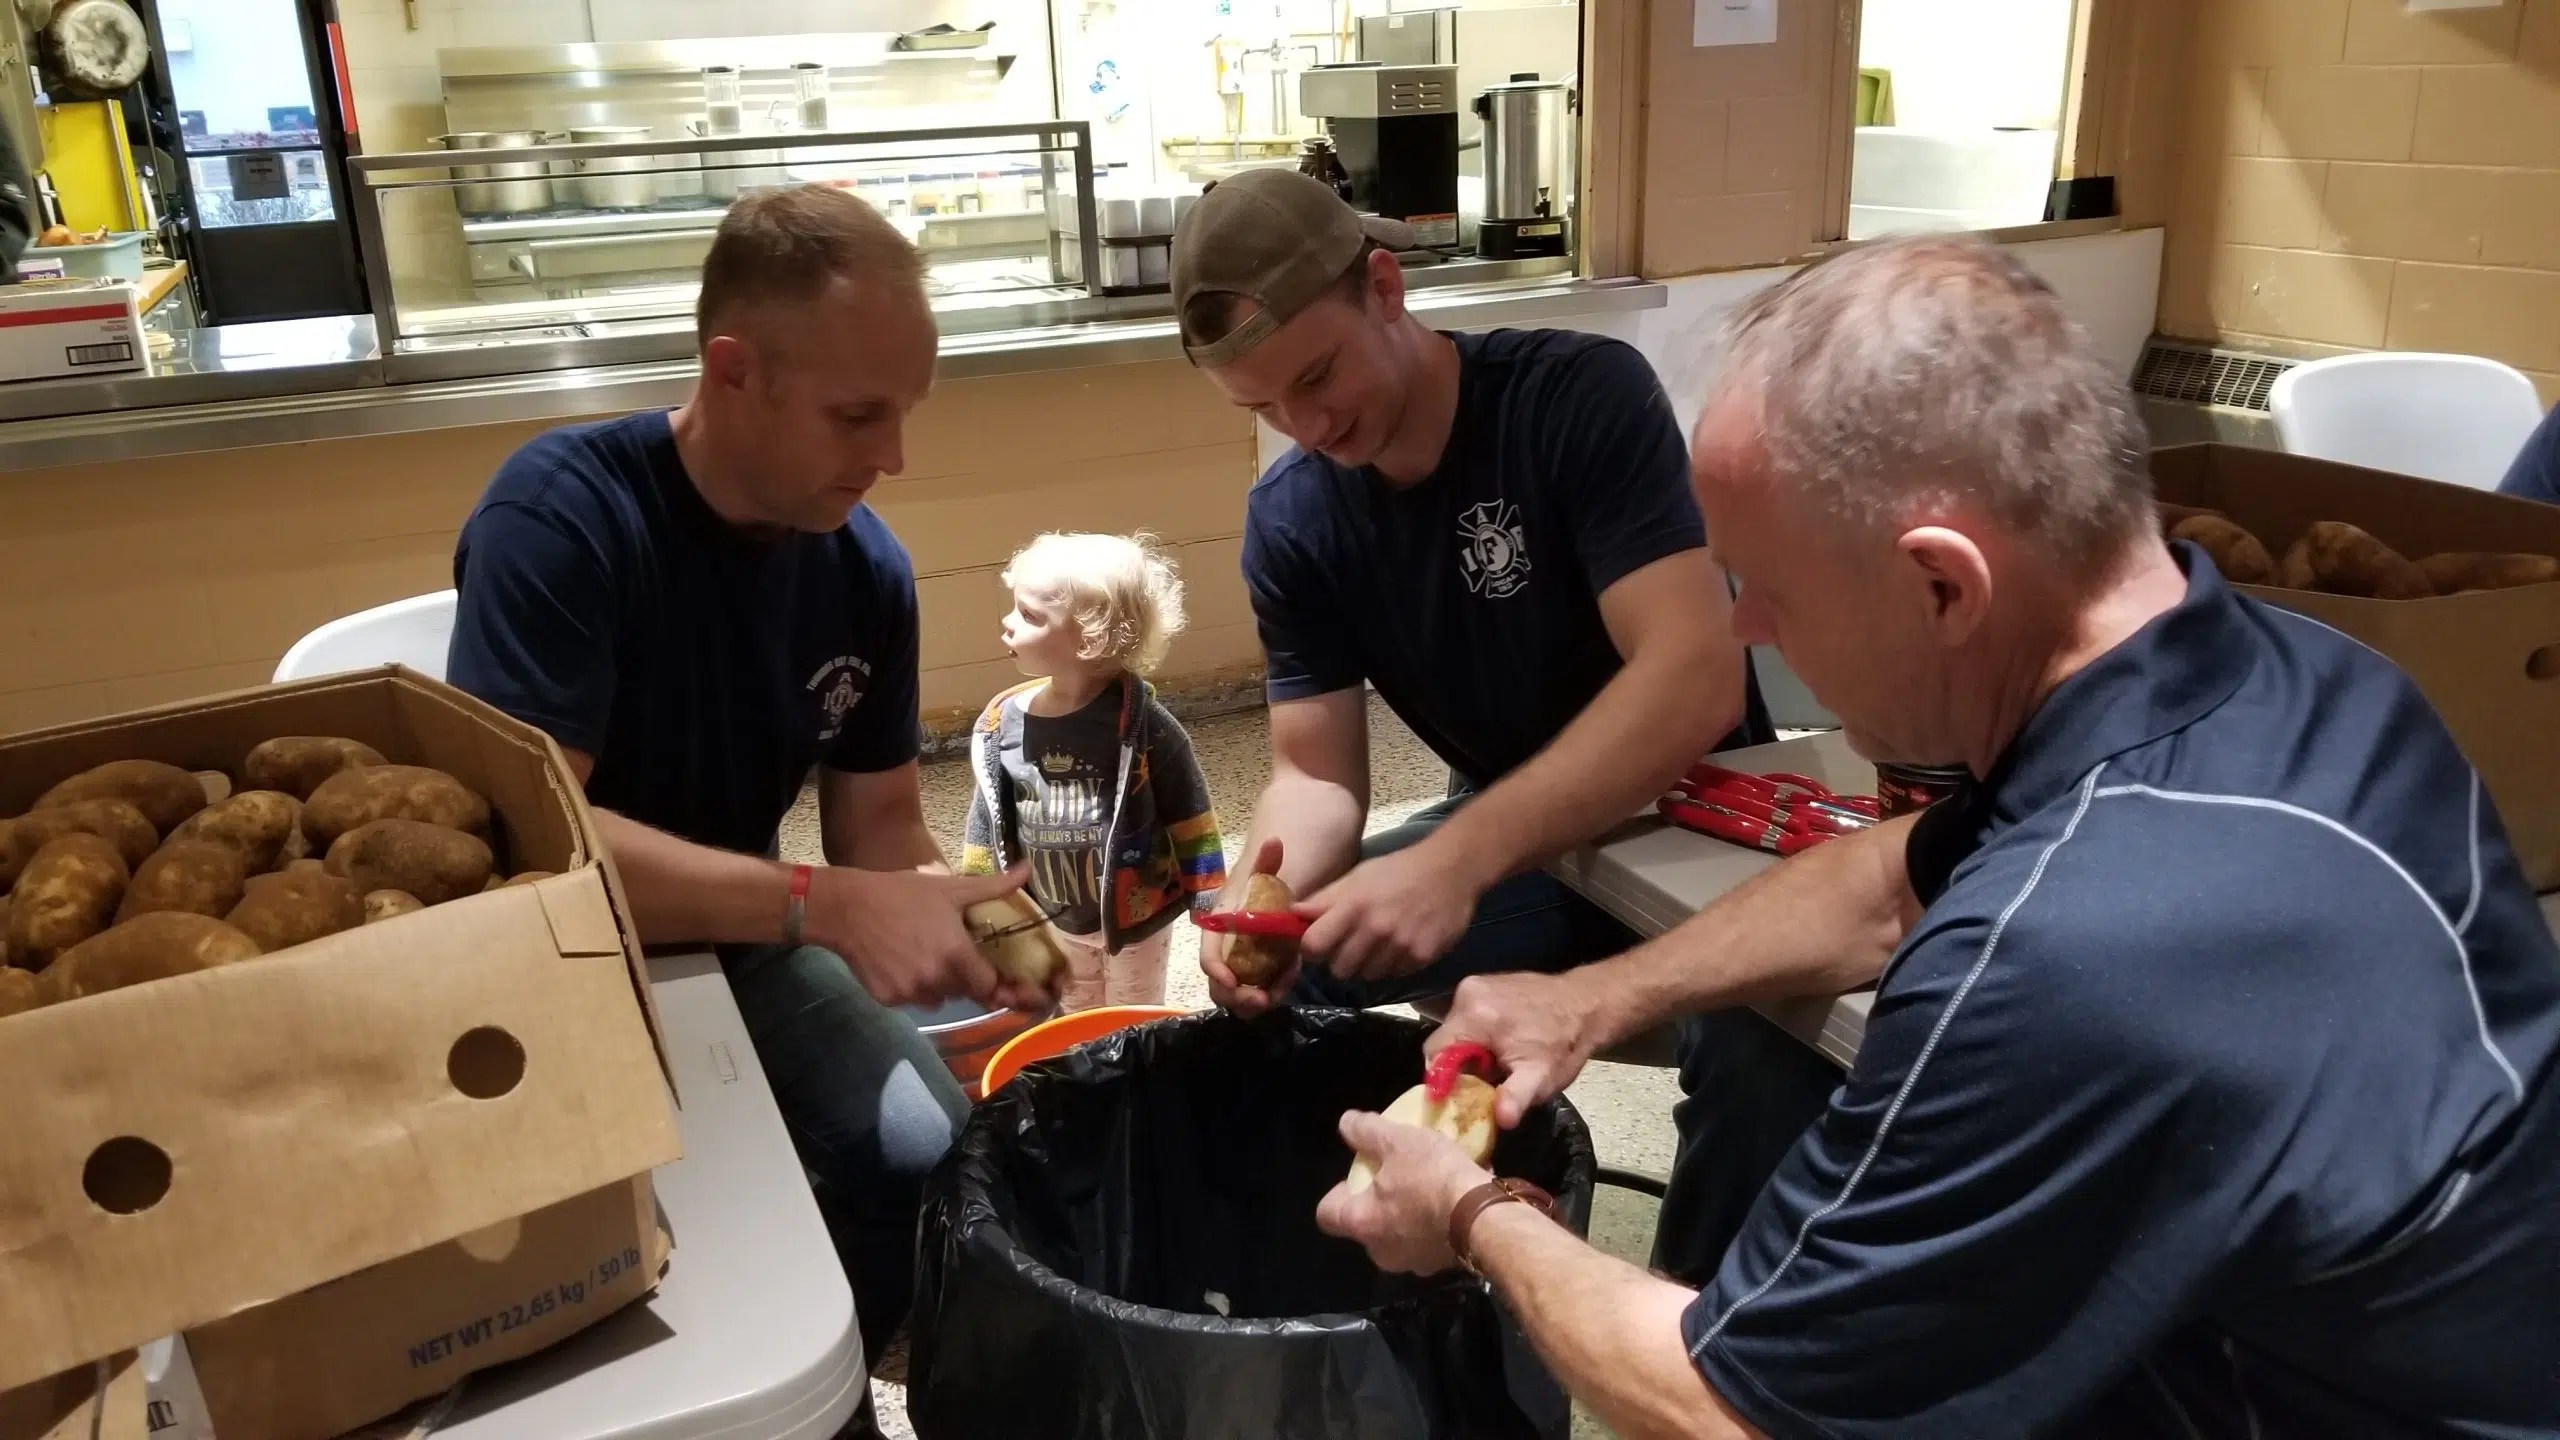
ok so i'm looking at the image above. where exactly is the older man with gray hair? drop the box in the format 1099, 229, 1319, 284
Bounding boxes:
1316, 234, 2560, 1438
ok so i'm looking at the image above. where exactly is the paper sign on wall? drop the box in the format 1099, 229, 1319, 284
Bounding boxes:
1693, 0, 1776, 47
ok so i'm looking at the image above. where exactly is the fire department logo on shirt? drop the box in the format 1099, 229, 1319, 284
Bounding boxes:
1456, 500, 1531, 599
806, 654, 873, 742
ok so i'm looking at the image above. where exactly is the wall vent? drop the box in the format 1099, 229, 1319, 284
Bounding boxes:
2131, 341, 2294, 412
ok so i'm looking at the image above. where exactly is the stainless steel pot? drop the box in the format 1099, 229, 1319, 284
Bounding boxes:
660, 120, 708, 201
1474, 76, 1573, 222
439, 130, 551, 216
570, 125, 658, 210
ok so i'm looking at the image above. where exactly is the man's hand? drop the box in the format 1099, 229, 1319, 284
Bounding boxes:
1202, 837, 1298, 1016
1429, 971, 1605, 1128
806, 864, 1046, 1010
1298, 838, 1486, 984
1315, 1110, 1493, 1274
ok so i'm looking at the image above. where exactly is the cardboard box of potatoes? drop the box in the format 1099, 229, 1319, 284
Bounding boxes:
0, 667, 682, 1440
2153, 444, 2560, 889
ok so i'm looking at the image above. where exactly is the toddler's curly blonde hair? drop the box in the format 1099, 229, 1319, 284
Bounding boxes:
1002, 531, 1189, 676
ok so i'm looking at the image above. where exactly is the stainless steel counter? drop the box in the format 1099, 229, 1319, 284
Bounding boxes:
0, 272, 1663, 471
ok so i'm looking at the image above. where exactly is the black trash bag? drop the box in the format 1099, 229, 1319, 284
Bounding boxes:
911, 1007, 1597, 1440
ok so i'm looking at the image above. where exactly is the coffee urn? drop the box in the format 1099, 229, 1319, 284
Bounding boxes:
1475, 73, 1572, 259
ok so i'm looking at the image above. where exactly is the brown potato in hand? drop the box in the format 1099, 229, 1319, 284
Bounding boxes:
168, 791, 301, 872
2301, 521, 2433, 599
2169, 515, 2275, 585
363, 889, 424, 923
227, 869, 365, 953
39, 912, 261, 1005
8, 833, 130, 971
324, 819, 493, 906
1222, 872, 1301, 990
34, 759, 209, 835
302, 765, 490, 851
965, 890, 1070, 995
1, 799, 157, 887
2417, 551, 2560, 595
242, 736, 386, 800
119, 841, 251, 923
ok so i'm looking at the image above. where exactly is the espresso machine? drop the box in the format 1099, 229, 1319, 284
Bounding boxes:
1475, 73, 1573, 258
1296, 64, 1460, 249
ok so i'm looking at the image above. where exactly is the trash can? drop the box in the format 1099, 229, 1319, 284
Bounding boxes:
910, 1008, 1596, 1440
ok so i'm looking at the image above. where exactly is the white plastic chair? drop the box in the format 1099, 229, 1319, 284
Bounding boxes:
2268, 352, 2545, 490
272, 589, 458, 684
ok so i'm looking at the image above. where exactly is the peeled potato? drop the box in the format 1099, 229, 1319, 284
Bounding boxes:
1345, 1072, 1499, 1193
363, 889, 423, 923
2169, 514, 2275, 585
964, 890, 1070, 994
1221, 872, 1300, 989
2417, 551, 2560, 595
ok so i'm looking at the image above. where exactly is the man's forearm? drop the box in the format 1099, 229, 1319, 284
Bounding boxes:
1231, 771, 1367, 900
1470, 1205, 1759, 1440
594, 809, 794, 947
1574, 812, 1920, 1050
1428, 641, 1739, 889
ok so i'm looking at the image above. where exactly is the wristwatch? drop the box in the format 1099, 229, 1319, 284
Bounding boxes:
1449, 1176, 1559, 1276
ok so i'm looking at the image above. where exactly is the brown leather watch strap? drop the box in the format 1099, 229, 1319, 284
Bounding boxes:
1450, 1177, 1558, 1275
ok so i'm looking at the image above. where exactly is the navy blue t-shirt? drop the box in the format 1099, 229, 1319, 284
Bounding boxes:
1242, 328, 1768, 789
2496, 402, 2560, 504
1687, 548, 2560, 1438
448, 410, 921, 857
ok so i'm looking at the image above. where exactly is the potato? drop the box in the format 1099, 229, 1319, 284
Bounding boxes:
363, 889, 423, 923
302, 765, 490, 851
2417, 551, 2560, 595
2156, 502, 2225, 532
2169, 514, 2275, 586
1221, 872, 1301, 989
2277, 535, 2318, 591
38, 913, 260, 1005
2300, 521, 2433, 600
7, 834, 130, 970
324, 819, 493, 906
1345, 1073, 1497, 1193
118, 841, 251, 923
0, 964, 38, 1018
501, 870, 557, 888
195, 770, 232, 805
277, 823, 313, 867
285, 856, 327, 875
1, 798, 157, 887
168, 791, 301, 872
963, 891, 1070, 995
34, 759, 209, 835
242, 736, 387, 801
226, 869, 365, 953
0, 893, 9, 966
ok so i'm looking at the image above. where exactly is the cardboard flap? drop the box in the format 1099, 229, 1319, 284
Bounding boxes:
0, 1352, 145, 1440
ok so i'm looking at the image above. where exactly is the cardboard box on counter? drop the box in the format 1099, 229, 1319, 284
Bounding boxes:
0, 668, 682, 1396
0, 278, 145, 381
174, 1174, 670, 1440
2153, 443, 2560, 888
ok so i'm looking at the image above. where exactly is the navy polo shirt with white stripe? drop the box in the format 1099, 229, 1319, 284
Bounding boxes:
1685, 547, 2560, 1438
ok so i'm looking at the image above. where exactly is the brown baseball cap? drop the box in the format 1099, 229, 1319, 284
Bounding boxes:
1170, 167, 1414, 367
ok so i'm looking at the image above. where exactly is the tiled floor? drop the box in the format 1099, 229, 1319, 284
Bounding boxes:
778, 695, 1680, 1439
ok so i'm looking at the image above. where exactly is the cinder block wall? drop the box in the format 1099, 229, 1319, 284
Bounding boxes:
2160, 0, 2560, 402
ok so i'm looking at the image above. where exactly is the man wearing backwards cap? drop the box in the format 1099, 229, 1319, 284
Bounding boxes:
1174, 167, 1771, 1013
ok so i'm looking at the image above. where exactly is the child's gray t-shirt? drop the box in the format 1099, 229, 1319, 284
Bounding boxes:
997, 688, 1121, 936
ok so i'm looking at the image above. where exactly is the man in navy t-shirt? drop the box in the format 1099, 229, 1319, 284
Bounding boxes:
1323, 236, 2560, 1437
447, 187, 1034, 1396
1168, 168, 1769, 1012
2497, 401, 2560, 503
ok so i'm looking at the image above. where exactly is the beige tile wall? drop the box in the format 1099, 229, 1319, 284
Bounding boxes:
2160, 0, 2560, 401
0, 362, 1259, 736
1637, 0, 1852, 275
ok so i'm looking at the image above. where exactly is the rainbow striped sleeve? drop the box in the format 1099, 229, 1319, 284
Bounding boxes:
1170, 812, 1226, 893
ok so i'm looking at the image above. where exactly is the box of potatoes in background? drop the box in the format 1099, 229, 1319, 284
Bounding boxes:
2152, 443, 2560, 889
0, 665, 683, 1435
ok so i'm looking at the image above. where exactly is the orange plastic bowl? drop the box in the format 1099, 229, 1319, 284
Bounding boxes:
980, 1004, 1191, 1096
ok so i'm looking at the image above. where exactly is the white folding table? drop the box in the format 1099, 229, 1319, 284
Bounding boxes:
425, 952, 865, 1440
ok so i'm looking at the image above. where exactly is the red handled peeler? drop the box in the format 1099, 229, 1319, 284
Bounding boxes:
1658, 762, 1877, 857
1425, 1043, 1496, 1102
1191, 908, 1313, 938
